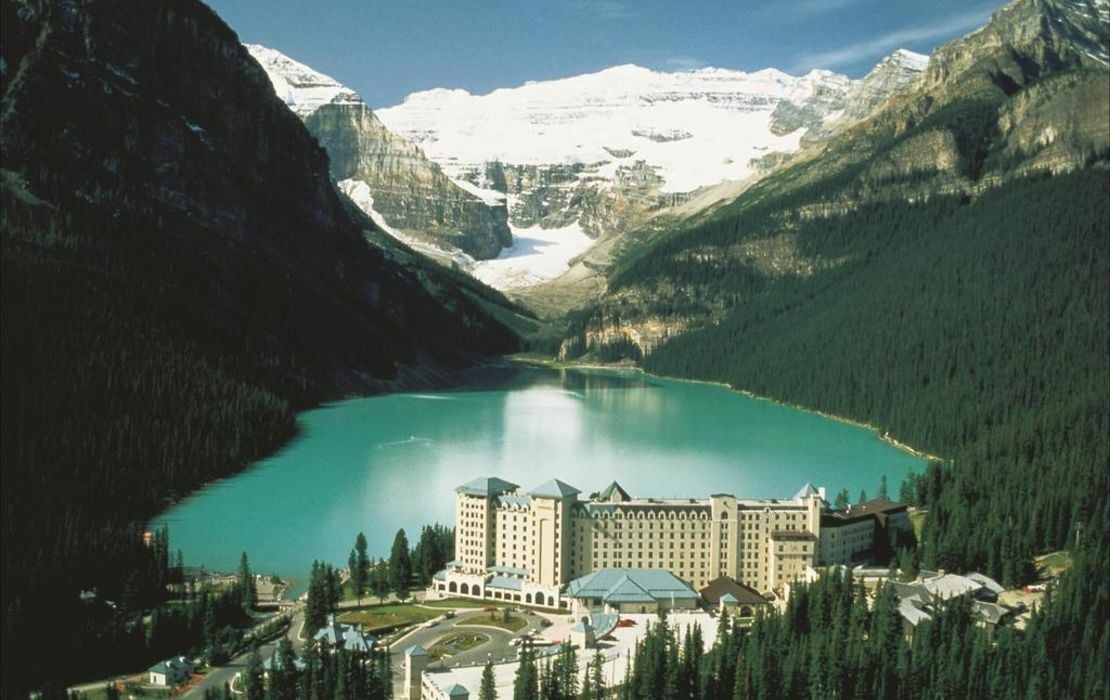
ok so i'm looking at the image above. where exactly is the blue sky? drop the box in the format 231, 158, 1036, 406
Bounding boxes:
207, 0, 1002, 108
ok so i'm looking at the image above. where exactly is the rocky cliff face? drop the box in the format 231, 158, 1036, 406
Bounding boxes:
562, 0, 1109, 360
378, 65, 871, 240
248, 45, 512, 261
376, 57, 930, 299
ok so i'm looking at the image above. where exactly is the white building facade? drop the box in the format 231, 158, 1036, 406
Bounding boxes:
432, 477, 908, 604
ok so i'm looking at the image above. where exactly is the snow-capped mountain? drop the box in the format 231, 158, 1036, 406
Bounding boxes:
247, 45, 363, 117
378, 64, 864, 194
247, 45, 512, 261
374, 54, 927, 269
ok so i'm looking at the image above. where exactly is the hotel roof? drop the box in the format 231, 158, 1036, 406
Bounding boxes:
700, 576, 769, 606
529, 479, 582, 498
566, 569, 698, 605
456, 476, 519, 496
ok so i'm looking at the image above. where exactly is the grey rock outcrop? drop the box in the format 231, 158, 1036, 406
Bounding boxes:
248, 45, 512, 260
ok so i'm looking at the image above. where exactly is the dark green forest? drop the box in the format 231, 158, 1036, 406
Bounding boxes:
562, 167, 1110, 697
631, 170, 1108, 586
609, 535, 1107, 700
0, 0, 518, 693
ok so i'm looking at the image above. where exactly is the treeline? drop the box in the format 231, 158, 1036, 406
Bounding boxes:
307, 526, 454, 634
613, 535, 1106, 699
627, 170, 1108, 587
236, 637, 393, 700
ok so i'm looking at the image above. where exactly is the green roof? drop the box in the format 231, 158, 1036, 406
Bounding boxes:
598, 481, 631, 501
404, 645, 428, 657
456, 477, 519, 496
529, 479, 581, 499
445, 683, 470, 697
566, 569, 698, 605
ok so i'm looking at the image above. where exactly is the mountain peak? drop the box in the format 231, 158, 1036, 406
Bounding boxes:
246, 44, 361, 117
887, 48, 931, 71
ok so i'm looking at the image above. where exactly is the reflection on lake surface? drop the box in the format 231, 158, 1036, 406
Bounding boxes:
154, 365, 922, 591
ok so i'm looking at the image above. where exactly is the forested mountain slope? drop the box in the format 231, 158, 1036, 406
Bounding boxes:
0, 0, 518, 692
563, 0, 1110, 583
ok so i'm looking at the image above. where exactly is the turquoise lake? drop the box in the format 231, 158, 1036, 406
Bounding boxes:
153, 365, 924, 591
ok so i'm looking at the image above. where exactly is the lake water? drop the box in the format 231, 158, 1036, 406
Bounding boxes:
153, 365, 923, 591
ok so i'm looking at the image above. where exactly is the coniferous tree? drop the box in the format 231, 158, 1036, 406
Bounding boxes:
480, 660, 497, 700
513, 647, 539, 700
238, 552, 256, 611
354, 532, 370, 602
371, 560, 391, 604
878, 475, 889, 500
389, 530, 412, 600
834, 489, 850, 510
243, 644, 265, 700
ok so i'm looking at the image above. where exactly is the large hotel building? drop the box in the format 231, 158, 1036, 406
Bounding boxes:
432, 477, 909, 609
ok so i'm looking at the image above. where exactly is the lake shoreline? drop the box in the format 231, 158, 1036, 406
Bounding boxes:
508, 353, 945, 463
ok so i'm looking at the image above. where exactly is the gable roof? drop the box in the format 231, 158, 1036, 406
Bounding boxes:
405, 644, 428, 657
148, 656, 193, 674
598, 481, 631, 502
566, 568, 698, 604
529, 479, 581, 499
699, 576, 769, 605
445, 683, 470, 697
456, 476, 519, 496
794, 483, 820, 499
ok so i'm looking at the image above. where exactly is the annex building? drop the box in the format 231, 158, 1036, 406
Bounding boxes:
431, 476, 909, 609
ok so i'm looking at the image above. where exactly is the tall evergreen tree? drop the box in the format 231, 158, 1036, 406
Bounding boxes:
238, 551, 257, 611
480, 660, 497, 700
513, 647, 539, 700
389, 530, 412, 600
243, 644, 265, 700
354, 532, 370, 602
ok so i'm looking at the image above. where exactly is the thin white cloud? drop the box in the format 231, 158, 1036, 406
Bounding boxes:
568, 0, 635, 21
793, 7, 994, 71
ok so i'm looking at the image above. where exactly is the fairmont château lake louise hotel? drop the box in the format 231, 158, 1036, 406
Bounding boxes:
430, 477, 910, 611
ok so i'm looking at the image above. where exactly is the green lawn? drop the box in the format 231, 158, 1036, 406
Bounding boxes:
458, 612, 528, 632
427, 632, 490, 660
338, 604, 440, 633
421, 598, 492, 609
1035, 550, 1072, 577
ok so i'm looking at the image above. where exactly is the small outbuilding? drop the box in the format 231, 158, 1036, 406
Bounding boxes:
700, 576, 771, 618
148, 656, 194, 686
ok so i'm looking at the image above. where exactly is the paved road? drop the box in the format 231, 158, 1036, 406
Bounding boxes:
182, 606, 306, 698
387, 608, 551, 696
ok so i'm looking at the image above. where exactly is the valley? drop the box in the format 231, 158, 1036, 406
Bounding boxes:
1, 0, 1107, 697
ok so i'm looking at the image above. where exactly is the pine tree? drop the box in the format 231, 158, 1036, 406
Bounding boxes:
371, 560, 390, 604
238, 552, 256, 611
270, 637, 300, 700
834, 489, 850, 510
354, 532, 370, 602
858, 489, 868, 504
243, 644, 265, 700
513, 647, 539, 700
878, 474, 889, 500
480, 660, 497, 700
389, 530, 412, 600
